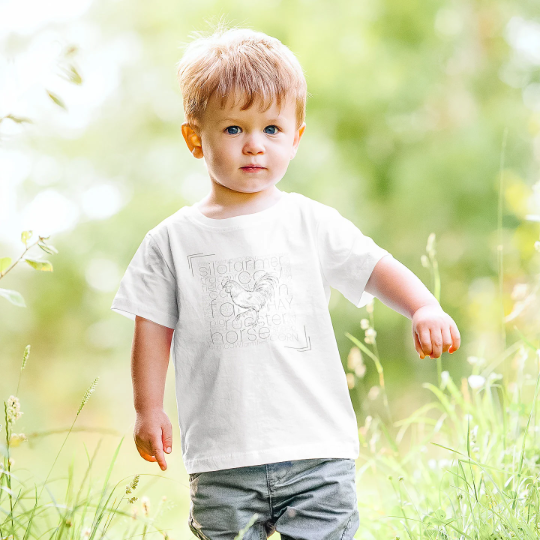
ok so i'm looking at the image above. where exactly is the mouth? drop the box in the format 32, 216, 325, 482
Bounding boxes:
241, 166, 266, 172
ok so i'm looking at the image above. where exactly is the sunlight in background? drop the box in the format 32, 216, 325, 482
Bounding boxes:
2, 2, 540, 252
0, 0, 141, 250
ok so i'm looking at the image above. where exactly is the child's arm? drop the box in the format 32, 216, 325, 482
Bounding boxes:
365, 255, 461, 359
132, 315, 174, 471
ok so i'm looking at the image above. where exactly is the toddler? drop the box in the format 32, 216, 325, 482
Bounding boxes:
111, 24, 460, 540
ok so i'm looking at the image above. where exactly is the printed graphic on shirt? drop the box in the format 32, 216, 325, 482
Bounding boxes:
188, 253, 311, 351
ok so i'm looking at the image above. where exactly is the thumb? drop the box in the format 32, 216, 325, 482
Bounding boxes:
162, 423, 173, 454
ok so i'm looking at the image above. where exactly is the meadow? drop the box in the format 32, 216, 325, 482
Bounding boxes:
2, 215, 540, 538
3, 0, 540, 538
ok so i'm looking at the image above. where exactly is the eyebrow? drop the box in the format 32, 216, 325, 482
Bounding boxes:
218, 117, 283, 124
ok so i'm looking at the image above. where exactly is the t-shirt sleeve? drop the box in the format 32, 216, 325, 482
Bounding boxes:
110, 232, 179, 329
316, 206, 393, 308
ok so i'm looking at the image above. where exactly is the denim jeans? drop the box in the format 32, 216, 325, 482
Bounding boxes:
187, 457, 359, 540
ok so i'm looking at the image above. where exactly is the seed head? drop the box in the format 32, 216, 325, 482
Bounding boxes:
126, 474, 140, 494
6, 396, 23, 424
77, 378, 99, 416
21, 345, 30, 370
141, 496, 150, 517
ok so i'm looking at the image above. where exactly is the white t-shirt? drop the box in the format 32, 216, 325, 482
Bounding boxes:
111, 191, 393, 474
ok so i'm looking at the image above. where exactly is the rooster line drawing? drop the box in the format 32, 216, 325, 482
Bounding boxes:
221, 271, 281, 327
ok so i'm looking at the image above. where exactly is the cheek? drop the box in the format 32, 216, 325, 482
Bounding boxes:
203, 139, 228, 166
275, 141, 295, 161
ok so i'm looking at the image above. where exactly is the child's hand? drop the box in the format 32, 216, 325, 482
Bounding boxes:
134, 409, 173, 471
412, 304, 460, 359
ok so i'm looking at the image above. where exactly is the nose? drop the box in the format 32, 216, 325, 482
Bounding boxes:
243, 133, 265, 155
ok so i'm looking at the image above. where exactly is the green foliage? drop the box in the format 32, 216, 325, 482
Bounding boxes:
0, 346, 171, 540
0, 231, 57, 309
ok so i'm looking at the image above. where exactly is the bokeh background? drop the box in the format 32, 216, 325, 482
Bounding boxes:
1, 0, 540, 537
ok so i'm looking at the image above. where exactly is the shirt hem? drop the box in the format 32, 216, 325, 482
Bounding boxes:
183, 441, 360, 474
111, 297, 177, 329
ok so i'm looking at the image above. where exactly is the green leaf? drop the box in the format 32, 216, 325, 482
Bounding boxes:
46, 90, 66, 109
0, 257, 12, 273
0, 288, 26, 307
21, 230, 33, 245
24, 258, 53, 272
1, 114, 33, 124
38, 242, 58, 255
58, 64, 82, 85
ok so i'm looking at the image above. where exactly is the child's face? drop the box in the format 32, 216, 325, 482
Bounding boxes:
182, 92, 305, 196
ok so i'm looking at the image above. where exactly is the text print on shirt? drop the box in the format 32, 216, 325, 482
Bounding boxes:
189, 252, 311, 351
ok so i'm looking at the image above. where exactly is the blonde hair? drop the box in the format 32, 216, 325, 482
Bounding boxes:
176, 22, 308, 134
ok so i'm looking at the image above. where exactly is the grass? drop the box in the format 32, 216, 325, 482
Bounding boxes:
346, 327, 540, 539
0, 347, 173, 540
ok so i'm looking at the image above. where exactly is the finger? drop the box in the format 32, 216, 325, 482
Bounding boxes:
429, 327, 443, 358
137, 447, 157, 462
150, 439, 167, 471
441, 326, 453, 354
417, 328, 432, 357
413, 331, 425, 359
162, 423, 173, 454
449, 323, 461, 353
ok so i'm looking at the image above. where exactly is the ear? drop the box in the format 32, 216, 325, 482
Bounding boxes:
291, 122, 306, 159
181, 122, 204, 159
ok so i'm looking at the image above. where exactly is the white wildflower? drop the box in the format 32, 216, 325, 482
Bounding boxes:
9, 433, 27, 447
488, 372, 503, 382
468, 375, 486, 389
366, 299, 374, 314
355, 364, 366, 378
347, 347, 366, 378
6, 396, 23, 424
360, 318, 370, 330
367, 386, 380, 400
346, 373, 355, 389
467, 356, 486, 366
81, 527, 91, 538
421, 254, 430, 268
364, 328, 377, 344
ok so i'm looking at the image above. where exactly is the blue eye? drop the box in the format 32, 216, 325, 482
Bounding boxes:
225, 126, 241, 135
264, 125, 280, 135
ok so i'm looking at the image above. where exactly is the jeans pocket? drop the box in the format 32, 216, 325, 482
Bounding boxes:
189, 472, 203, 482
188, 510, 210, 540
